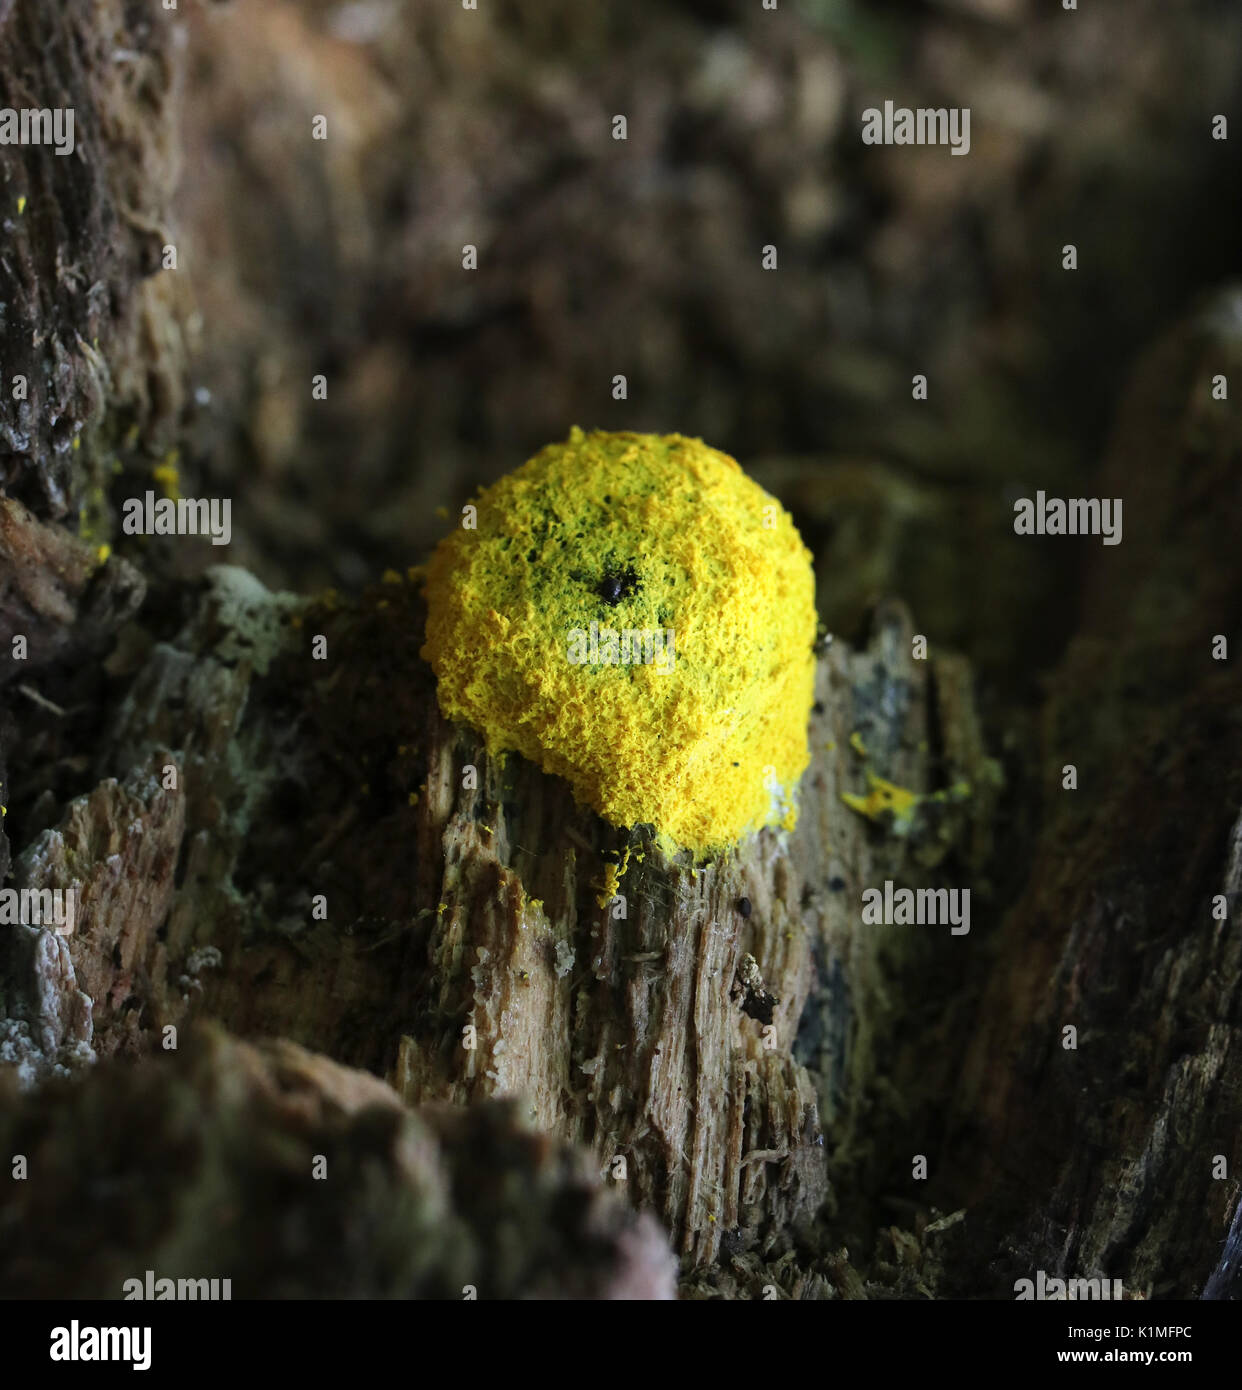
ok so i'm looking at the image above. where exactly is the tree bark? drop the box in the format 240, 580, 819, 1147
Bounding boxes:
2, 0, 1241, 1304
950, 292, 1242, 1301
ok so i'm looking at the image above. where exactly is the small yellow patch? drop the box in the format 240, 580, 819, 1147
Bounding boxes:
596, 860, 622, 909
841, 771, 921, 830
842, 772, 972, 836
422, 429, 817, 856
594, 844, 632, 908
16, 196, 26, 215
152, 455, 180, 501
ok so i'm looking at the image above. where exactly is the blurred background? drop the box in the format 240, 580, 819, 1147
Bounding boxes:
15, 0, 1237, 710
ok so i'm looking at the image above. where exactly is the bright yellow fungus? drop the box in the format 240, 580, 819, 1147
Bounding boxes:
841, 771, 974, 836
421, 428, 817, 856
596, 861, 623, 909
841, 771, 922, 832
594, 845, 633, 907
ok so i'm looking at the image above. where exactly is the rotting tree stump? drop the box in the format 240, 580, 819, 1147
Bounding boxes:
7, 295, 1242, 1297
2, 520, 997, 1283
3, 0, 1242, 1303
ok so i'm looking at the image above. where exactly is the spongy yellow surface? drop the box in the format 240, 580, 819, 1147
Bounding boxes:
421, 428, 817, 856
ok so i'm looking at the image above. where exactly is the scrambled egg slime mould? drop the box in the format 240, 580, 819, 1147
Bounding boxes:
421, 428, 817, 857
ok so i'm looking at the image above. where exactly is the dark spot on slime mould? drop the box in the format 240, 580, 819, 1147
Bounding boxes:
595, 565, 641, 606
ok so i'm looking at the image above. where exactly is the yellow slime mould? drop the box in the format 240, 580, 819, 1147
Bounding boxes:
421, 428, 817, 856
841, 771, 922, 833
842, 770, 974, 837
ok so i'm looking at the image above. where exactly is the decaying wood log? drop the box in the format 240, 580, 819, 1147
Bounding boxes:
950, 289, 1242, 1300
0, 0, 188, 518
392, 591, 997, 1270
8, 295, 1242, 1298
0, 496, 145, 676
0, 1024, 678, 1299
0, 533, 996, 1290
4, 0, 1242, 1306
